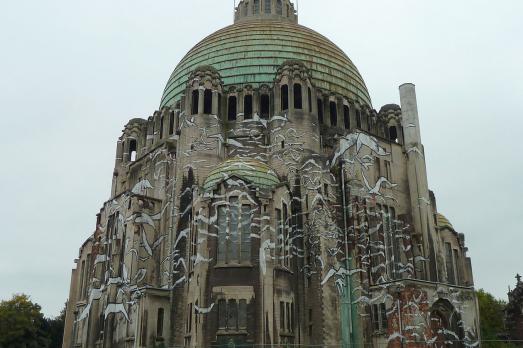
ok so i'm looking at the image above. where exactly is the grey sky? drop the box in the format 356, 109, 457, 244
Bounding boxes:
0, 0, 521, 317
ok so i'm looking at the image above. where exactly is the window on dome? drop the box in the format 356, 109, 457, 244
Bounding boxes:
254, 0, 260, 14
260, 94, 270, 119
217, 198, 252, 264
244, 94, 253, 119
389, 126, 398, 143
281, 85, 289, 111
330, 101, 338, 127
191, 90, 199, 115
228, 96, 237, 121
317, 99, 324, 124
276, 0, 283, 15
293, 83, 302, 109
308, 87, 312, 112
264, 0, 271, 14
169, 111, 175, 135
356, 109, 362, 128
343, 105, 350, 129
129, 139, 137, 162
203, 89, 212, 114
159, 115, 164, 139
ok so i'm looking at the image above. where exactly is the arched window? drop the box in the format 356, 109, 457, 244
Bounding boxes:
276, 0, 283, 15
317, 99, 324, 124
203, 89, 212, 114
293, 83, 302, 109
389, 126, 398, 143
244, 95, 253, 119
308, 87, 312, 112
264, 0, 271, 14
254, 0, 260, 14
330, 101, 338, 127
343, 105, 350, 129
366, 115, 372, 132
160, 115, 164, 139
169, 111, 175, 135
281, 85, 289, 111
129, 139, 137, 162
260, 94, 270, 119
191, 90, 199, 115
356, 109, 362, 128
228, 96, 237, 121
243, 3, 248, 16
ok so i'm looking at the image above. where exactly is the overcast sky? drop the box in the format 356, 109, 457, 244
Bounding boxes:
0, 0, 521, 317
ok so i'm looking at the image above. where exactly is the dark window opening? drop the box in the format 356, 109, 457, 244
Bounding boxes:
260, 94, 270, 119
356, 109, 362, 128
159, 116, 164, 139
129, 139, 137, 162
281, 85, 289, 111
157, 308, 164, 337
308, 87, 312, 112
264, 0, 271, 13
276, 0, 283, 15
317, 99, 324, 124
293, 83, 302, 109
191, 90, 199, 115
169, 111, 175, 135
389, 126, 398, 143
141, 310, 148, 345
244, 95, 253, 119
98, 313, 105, 340
281, 141, 285, 149
330, 101, 338, 127
243, 3, 248, 16
367, 115, 372, 131
228, 96, 237, 121
203, 89, 212, 114
343, 105, 350, 129
254, 0, 260, 14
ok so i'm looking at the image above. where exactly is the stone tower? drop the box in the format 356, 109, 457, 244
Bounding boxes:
62, 1, 480, 347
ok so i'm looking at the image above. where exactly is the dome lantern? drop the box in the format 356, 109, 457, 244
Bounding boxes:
234, 0, 298, 23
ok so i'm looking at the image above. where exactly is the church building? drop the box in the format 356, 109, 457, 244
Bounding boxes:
62, 1, 480, 347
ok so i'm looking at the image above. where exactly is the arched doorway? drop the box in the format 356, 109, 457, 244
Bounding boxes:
430, 299, 464, 347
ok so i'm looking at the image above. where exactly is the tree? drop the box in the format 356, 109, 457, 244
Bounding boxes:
0, 294, 49, 348
44, 303, 66, 348
477, 289, 514, 348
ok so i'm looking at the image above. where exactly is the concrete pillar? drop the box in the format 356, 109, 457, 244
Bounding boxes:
212, 90, 219, 116
198, 88, 204, 115
400, 83, 422, 146
399, 83, 438, 281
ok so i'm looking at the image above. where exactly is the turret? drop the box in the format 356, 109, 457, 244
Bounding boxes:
234, 0, 298, 23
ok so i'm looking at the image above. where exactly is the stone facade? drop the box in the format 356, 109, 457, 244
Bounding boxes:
62, 1, 480, 347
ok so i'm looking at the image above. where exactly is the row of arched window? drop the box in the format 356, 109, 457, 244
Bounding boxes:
187, 86, 401, 142
240, 0, 289, 17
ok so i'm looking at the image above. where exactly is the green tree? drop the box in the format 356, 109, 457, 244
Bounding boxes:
477, 289, 514, 348
0, 294, 50, 348
43, 303, 66, 348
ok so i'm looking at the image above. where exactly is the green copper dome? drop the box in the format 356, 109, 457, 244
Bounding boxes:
160, 19, 371, 108
203, 158, 280, 192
